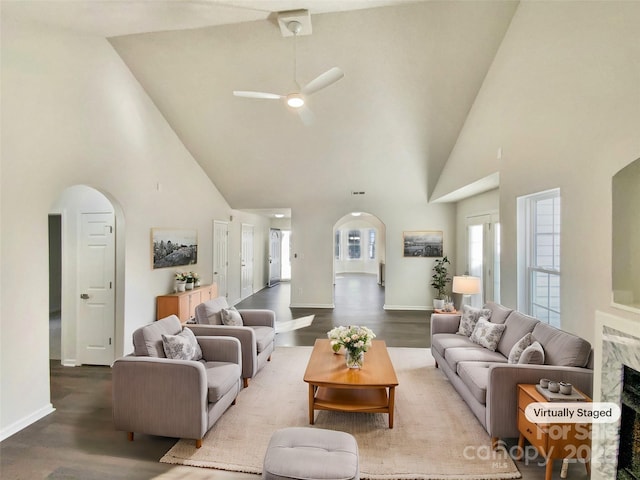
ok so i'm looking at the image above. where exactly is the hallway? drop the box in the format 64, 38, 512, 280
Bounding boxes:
236, 273, 430, 348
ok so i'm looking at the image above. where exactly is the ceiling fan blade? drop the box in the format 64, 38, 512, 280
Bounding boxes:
233, 90, 283, 100
296, 105, 315, 126
301, 67, 344, 96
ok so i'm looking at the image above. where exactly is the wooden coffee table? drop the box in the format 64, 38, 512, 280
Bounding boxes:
303, 338, 399, 428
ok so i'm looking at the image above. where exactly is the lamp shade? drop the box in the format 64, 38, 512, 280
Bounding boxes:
452, 275, 481, 295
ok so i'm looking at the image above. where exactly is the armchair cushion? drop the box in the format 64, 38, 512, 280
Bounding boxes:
253, 326, 276, 353
133, 315, 182, 357
203, 361, 243, 402
162, 327, 202, 361
221, 307, 243, 326
199, 297, 230, 325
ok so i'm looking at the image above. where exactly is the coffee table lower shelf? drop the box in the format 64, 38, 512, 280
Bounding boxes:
309, 385, 395, 428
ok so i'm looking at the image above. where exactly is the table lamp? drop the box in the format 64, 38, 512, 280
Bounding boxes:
452, 275, 481, 309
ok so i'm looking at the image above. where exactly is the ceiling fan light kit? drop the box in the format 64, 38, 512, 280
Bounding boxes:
232, 9, 343, 125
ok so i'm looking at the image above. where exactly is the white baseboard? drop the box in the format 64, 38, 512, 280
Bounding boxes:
383, 304, 430, 311
1, 404, 55, 442
289, 303, 335, 309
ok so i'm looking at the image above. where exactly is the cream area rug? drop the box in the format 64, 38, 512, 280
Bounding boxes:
160, 346, 521, 480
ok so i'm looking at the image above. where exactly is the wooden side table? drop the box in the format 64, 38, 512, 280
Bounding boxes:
516, 384, 591, 480
433, 309, 459, 314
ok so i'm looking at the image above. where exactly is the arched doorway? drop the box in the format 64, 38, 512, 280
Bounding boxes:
49, 185, 124, 366
332, 212, 387, 308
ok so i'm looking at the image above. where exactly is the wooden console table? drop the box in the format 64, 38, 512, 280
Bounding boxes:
156, 283, 217, 323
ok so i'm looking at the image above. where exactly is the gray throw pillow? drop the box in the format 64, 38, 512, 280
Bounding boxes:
469, 317, 506, 351
457, 305, 492, 337
161, 327, 202, 361
221, 307, 243, 326
518, 340, 545, 365
508, 332, 533, 364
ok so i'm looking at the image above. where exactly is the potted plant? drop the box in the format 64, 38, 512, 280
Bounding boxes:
175, 272, 187, 292
431, 256, 451, 310
185, 272, 195, 290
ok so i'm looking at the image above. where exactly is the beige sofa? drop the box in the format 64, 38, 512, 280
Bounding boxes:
191, 297, 275, 387
430, 302, 593, 447
112, 315, 242, 448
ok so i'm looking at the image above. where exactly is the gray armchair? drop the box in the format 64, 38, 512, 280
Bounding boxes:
191, 297, 275, 387
112, 315, 242, 448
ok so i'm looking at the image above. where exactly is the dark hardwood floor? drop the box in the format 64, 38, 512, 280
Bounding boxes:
0, 274, 585, 479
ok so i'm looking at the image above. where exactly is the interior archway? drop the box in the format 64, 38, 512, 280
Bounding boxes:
49, 185, 125, 366
332, 212, 387, 308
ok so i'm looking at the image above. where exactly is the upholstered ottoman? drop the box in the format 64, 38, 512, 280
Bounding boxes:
262, 427, 359, 480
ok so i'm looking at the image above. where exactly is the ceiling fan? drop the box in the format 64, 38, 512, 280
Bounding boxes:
233, 13, 344, 125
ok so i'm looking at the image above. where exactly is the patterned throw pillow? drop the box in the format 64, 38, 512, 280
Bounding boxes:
508, 333, 533, 364
221, 307, 244, 326
518, 341, 545, 365
161, 327, 203, 361
469, 317, 506, 351
457, 305, 492, 336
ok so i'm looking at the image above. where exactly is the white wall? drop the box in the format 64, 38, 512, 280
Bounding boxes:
434, 1, 640, 342
0, 18, 268, 439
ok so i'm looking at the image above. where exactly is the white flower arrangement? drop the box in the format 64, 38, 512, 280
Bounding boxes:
327, 325, 376, 356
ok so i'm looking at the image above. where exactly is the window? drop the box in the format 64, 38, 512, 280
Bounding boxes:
348, 230, 361, 259
335, 230, 341, 259
518, 189, 561, 327
368, 229, 376, 260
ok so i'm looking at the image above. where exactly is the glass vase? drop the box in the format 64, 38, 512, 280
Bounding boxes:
345, 350, 364, 369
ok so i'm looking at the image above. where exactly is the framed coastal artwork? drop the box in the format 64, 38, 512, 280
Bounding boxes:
402, 230, 443, 258
152, 228, 198, 269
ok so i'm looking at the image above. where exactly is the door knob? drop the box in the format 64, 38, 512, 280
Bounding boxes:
80, 293, 90, 299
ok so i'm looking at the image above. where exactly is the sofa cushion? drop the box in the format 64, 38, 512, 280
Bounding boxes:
221, 307, 243, 326
519, 341, 545, 365
470, 317, 506, 351
252, 326, 275, 353
457, 305, 492, 336
508, 333, 533, 364
132, 315, 182, 357
444, 346, 507, 372
161, 327, 203, 361
483, 301, 513, 325
199, 297, 230, 325
532, 323, 592, 367
497, 311, 540, 358
457, 361, 491, 404
431, 333, 482, 358
203, 361, 242, 402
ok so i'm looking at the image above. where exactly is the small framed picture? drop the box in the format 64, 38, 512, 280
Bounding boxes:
151, 228, 198, 269
403, 231, 443, 257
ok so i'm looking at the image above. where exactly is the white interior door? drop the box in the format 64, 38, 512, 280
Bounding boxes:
78, 212, 115, 365
241, 224, 254, 299
213, 220, 229, 298
268, 228, 282, 287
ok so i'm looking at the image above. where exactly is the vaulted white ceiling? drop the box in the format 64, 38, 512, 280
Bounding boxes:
4, 0, 518, 213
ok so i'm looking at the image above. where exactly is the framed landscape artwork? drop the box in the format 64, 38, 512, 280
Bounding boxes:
403, 231, 443, 257
152, 228, 198, 269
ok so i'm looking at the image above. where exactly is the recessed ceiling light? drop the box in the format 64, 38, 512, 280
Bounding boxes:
351, 212, 362, 217
274, 214, 285, 218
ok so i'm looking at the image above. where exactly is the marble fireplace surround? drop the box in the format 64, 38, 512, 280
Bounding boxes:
592, 311, 640, 480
